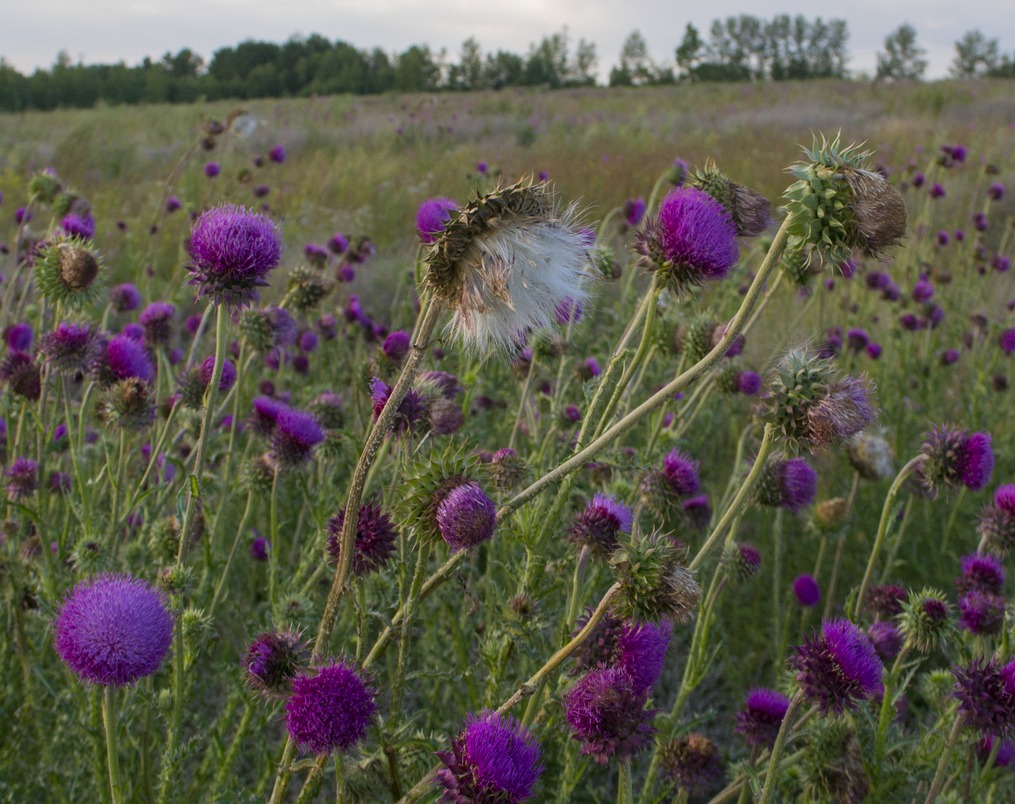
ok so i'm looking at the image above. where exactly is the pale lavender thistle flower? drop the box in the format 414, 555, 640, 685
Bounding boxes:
436, 481, 497, 552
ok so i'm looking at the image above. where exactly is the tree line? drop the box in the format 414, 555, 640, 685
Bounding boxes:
0, 18, 1012, 112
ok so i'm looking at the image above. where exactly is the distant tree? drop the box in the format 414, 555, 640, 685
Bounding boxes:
611, 30, 663, 86
484, 50, 525, 88
162, 49, 204, 78
570, 38, 598, 86
448, 37, 485, 90
951, 29, 1000, 77
675, 23, 704, 80
393, 45, 440, 92
876, 23, 927, 80
523, 31, 569, 87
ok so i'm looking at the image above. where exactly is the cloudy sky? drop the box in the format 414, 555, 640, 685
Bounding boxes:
2, 0, 1012, 80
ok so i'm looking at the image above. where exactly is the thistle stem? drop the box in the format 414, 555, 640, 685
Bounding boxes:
852, 454, 923, 620
102, 688, 122, 804
925, 715, 964, 803
757, 690, 803, 804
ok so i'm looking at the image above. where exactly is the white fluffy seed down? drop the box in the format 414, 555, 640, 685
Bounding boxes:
447, 203, 592, 353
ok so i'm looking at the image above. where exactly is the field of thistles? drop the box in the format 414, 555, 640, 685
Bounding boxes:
0, 80, 1014, 802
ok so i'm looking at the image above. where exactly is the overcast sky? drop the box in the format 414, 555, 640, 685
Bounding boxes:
2, 1, 1012, 81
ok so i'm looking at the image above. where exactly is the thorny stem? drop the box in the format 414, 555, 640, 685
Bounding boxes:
925, 715, 964, 803
852, 454, 923, 620
758, 691, 804, 804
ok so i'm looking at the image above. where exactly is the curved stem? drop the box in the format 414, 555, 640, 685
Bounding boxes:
852, 454, 923, 620
499, 217, 791, 523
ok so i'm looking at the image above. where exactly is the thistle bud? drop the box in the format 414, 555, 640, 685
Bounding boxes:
920, 425, 994, 493
898, 588, 951, 653
244, 629, 308, 698
34, 240, 103, 310
721, 542, 762, 583
692, 161, 771, 237
285, 265, 333, 312
97, 377, 155, 431
610, 532, 701, 623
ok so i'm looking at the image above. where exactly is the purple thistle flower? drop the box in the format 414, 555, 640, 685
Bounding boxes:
651, 186, 739, 287
204, 161, 220, 178
662, 449, 701, 496
416, 197, 458, 244
435, 711, 544, 803
792, 618, 883, 714
110, 283, 141, 312
166, 196, 182, 213
846, 328, 870, 351
1000, 329, 1015, 356
959, 591, 1006, 636
921, 426, 995, 492
930, 183, 946, 199
39, 322, 97, 373
793, 574, 821, 607
6, 322, 32, 350
121, 323, 144, 341
805, 375, 878, 449
623, 197, 647, 227
941, 348, 960, 366
953, 658, 1015, 739
912, 279, 934, 303
299, 331, 318, 353
866, 342, 882, 359
270, 408, 324, 470
758, 457, 817, 513
569, 493, 633, 558
865, 584, 909, 619
988, 182, 1006, 201
61, 213, 96, 240
615, 619, 672, 695
563, 667, 657, 764
958, 554, 1005, 596
660, 733, 724, 796
369, 378, 429, 435
682, 494, 712, 530
736, 370, 762, 395
476, 160, 488, 175
269, 144, 287, 163
244, 629, 307, 697
250, 536, 269, 561
0, 350, 41, 400
6, 456, 38, 498
978, 735, 1015, 767
736, 688, 790, 749
285, 661, 376, 754
326, 499, 398, 577
138, 302, 175, 348
867, 621, 903, 663
53, 574, 173, 686
198, 356, 237, 392
15, 206, 31, 224
249, 395, 289, 436
103, 334, 154, 383
382, 330, 411, 361
555, 296, 583, 325
303, 243, 328, 266
936, 230, 950, 247
328, 232, 349, 254
436, 481, 497, 552
186, 205, 283, 307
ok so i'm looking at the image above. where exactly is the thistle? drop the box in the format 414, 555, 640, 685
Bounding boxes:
610, 532, 701, 623
424, 179, 592, 353
898, 588, 951, 653
34, 238, 103, 310
783, 136, 907, 267
692, 160, 771, 237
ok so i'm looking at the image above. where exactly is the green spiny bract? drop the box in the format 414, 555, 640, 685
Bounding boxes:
238, 308, 275, 353
610, 531, 701, 623
682, 316, 718, 363
590, 244, 619, 279
97, 377, 155, 431
398, 447, 484, 549
784, 136, 907, 268
762, 349, 835, 451
34, 238, 103, 311
691, 160, 771, 237
780, 245, 819, 291
898, 587, 952, 653
797, 719, 870, 804
285, 265, 333, 312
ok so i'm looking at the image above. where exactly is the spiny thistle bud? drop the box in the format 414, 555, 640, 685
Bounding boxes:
29, 169, 63, 203
401, 450, 496, 552
920, 425, 994, 493
659, 733, 725, 797
898, 588, 951, 653
285, 265, 333, 312
244, 629, 309, 698
590, 244, 619, 279
34, 239, 103, 310
241, 454, 275, 494
424, 179, 592, 353
780, 245, 819, 290
784, 136, 907, 267
763, 349, 877, 452
610, 532, 701, 623
721, 542, 762, 584
847, 431, 895, 481
798, 720, 870, 804
97, 377, 155, 430
812, 497, 849, 532
39, 323, 98, 374
308, 391, 344, 431
635, 186, 739, 293
692, 161, 771, 237
486, 447, 528, 492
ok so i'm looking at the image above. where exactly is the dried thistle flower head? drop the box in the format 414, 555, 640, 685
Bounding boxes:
34, 239, 103, 310
784, 136, 907, 267
424, 179, 592, 353
692, 160, 771, 237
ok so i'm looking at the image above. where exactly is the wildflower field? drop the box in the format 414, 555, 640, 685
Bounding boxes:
1, 79, 1015, 802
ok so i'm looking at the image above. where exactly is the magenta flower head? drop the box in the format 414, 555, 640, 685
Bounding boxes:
978, 485, 1015, 557
285, 661, 376, 754
953, 658, 1015, 739
417, 197, 458, 244
793, 574, 821, 607
269, 408, 324, 470
568, 493, 633, 559
958, 554, 1005, 597
139, 302, 176, 348
382, 330, 411, 361
921, 426, 994, 492
757, 456, 817, 512
186, 204, 283, 307
1000, 329, 1015, 356
53, 574, 173, 686
959, 591, 1006, 636
865, 584, 909, 620
571, 610, 672, 695
792, 618, 884, 714
436, 481, 497, 552
736, 688, 790, 749
369, 378, 428, 436
249, 394, 289, 436
40, 322, 97, 374
204, 161, 220, 178
563, 666, 657, 764
269, 144, 286, 163
102, 334, 155, 384
623, 197, 647, 227
326, 499, 398, 577
61, 213, 96, 240
199, 355, 237, 392
110, 283, 142, 312
663, 448, 701, 496
637, 186, 739, 292
243, 629, 308, 698
6, 456, 39, 499
435, 711, 544, 803
867, 621, 903, 663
